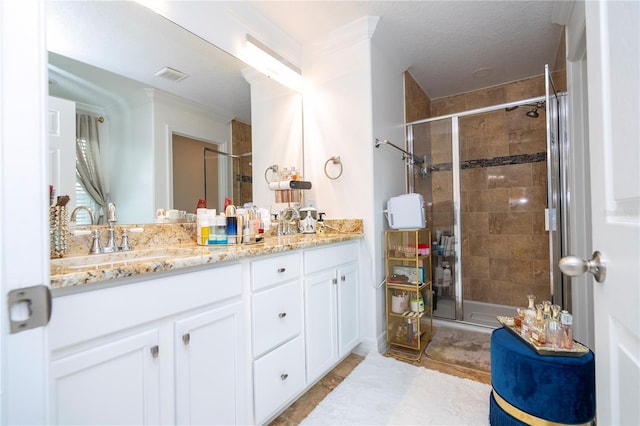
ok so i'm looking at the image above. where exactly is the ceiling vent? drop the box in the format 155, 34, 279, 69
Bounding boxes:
154, 66, 189, 82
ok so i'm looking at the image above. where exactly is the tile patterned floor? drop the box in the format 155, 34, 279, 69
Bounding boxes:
268, 337, 491, 425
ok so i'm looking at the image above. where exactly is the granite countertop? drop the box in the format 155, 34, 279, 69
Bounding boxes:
50, 232, 363, 290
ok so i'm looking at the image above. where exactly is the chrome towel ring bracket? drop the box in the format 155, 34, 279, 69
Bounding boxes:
324, 156, 343, 180
264, 164, 279, 184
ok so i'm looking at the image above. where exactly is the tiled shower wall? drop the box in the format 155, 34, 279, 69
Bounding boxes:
405, 49, 566, 307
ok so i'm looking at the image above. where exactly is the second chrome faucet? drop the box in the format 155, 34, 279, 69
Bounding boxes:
90, 202, 122, 254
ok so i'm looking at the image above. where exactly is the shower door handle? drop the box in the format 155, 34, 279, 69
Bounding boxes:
559, 251, 606, 283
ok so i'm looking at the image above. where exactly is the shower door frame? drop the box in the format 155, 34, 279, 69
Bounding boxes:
406, 94, 569, 322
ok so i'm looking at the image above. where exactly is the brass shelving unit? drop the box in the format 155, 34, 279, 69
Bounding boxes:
385, 229, 433, 362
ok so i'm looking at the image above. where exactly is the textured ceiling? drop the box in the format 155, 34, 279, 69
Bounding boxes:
250, 1, 564, 99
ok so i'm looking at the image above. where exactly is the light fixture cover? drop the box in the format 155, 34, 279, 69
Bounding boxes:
244, 35, 301, 92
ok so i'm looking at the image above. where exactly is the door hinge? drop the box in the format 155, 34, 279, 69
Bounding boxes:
8, 285, 52, 334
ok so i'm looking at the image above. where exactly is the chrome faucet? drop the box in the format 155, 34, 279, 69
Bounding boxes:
70, 205, 95, 225
102, 203, 119, 253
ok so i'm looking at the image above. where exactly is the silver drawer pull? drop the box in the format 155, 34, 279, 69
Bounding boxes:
182, 333, 190, 345
277, 267, 286, 273
332, 278, 337, 285
341, 275, 346, 282
150, 345, 159, 358
280, 373, 288, 381
278, 312, 287, 318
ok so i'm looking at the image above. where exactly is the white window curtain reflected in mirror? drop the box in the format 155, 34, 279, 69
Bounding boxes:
76, 113, 108, 224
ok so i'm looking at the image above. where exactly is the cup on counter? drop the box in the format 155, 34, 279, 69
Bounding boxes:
166, 209, 180, 222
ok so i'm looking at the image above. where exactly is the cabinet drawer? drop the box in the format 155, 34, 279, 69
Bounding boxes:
252, 281, 302, 357
253, 335, 305, 424
304, 242, 359, 275
251, 252, 301, 291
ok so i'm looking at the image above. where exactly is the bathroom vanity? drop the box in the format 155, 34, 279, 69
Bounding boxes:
48, 229, 363, 425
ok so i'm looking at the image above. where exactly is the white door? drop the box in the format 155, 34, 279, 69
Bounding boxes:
584, 1, 640, 424
48, 96, 77, 212
1, 1, 50, 423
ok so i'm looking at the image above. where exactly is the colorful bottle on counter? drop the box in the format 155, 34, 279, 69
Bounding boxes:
197, 208, 209, 246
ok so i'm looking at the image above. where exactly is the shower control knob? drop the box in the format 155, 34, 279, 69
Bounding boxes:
559, 251, 606, 283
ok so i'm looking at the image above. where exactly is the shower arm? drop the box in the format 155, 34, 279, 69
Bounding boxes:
374, 139, 425, 165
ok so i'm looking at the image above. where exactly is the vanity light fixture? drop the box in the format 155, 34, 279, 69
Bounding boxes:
244, 34, 301, 92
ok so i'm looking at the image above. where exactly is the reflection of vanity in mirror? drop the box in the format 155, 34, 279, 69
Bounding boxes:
46, 1, 302, 225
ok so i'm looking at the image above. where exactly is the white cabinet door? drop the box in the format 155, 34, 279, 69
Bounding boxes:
337, 262, 359, 357
50, 329, 161, 425
304, 269, 338, 384
174, 301, 244, 426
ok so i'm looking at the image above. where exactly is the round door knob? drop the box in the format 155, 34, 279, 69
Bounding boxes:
559, 251, 606, 283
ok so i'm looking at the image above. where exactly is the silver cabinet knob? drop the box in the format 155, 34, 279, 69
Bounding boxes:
559, 251, 606, 283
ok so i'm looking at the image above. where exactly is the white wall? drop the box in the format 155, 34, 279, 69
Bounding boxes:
301, 17, 408, 352
109, 89, 154, 224
109, 89, 234, 224
370, 25, 413, 350
153, 91, 233, 215
247, 70, 303, 210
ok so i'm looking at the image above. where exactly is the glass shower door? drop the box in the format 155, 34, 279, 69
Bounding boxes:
408, 118, 458, 321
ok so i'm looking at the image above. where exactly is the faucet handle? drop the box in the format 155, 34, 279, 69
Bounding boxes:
120, 229, 131, 251
90, 230, 102, 254
120, 228, 143, 252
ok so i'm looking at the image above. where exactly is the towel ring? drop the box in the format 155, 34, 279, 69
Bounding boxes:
264, 164, 279, 184
324, 156, 343, 180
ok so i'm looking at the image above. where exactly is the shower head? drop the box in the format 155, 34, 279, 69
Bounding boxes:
505, 101, 545, 118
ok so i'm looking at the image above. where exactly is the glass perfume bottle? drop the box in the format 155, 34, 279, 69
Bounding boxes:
530, 304, 547, 345
542, 300, 552, 321
527, 294, 536, 310
560, 310, 574, 349
547, 316, 562, 348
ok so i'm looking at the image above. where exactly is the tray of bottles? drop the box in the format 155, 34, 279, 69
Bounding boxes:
497, 316, 590, 357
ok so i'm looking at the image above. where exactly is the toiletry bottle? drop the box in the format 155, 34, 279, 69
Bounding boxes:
317, 213, 326, 234
257, 216, 264, 242
225, 205, 237, 245
530, 304, 547, 345
197, 208, 209, 246
560, 310, 574, 349
215, 215, 225, 244
547, 316, 562, 348
442, 262, 452, 287
207, 210, 217, 245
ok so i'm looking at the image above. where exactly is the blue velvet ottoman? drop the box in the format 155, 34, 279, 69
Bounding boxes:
490, 327, 595, 425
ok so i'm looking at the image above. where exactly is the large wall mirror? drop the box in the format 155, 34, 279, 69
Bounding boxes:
46, 1, 302, 225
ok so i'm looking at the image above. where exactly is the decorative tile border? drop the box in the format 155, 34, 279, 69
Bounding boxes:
431, 152, 546, 172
